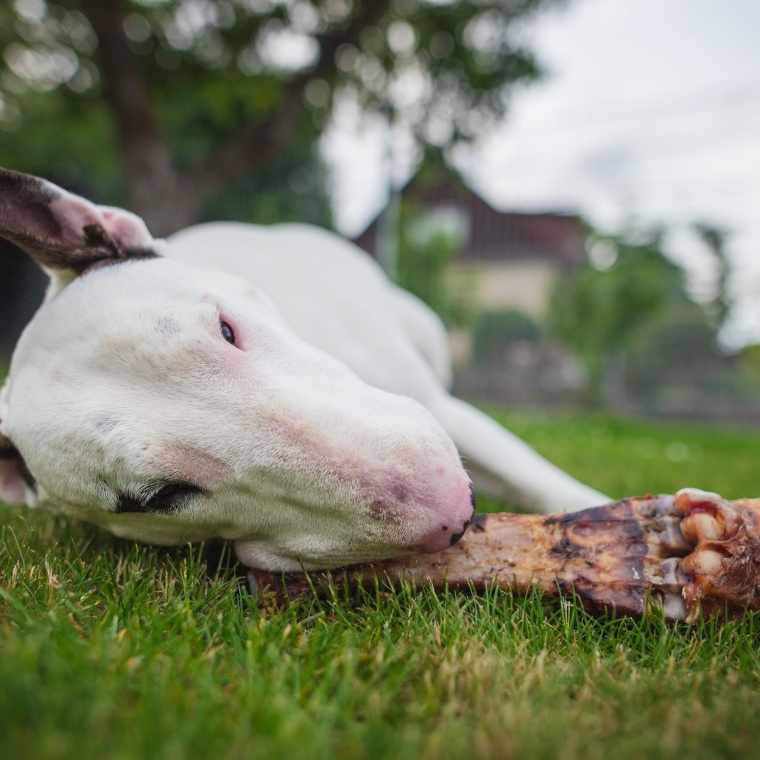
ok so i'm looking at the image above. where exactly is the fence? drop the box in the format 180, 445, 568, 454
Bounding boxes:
452, 326, 760, 425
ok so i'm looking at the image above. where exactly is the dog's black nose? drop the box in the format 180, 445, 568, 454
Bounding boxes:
449, 525, 467, 546
469, 480, 477, 510
449, 516, 472, 546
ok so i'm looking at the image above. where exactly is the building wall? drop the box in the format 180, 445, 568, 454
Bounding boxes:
451, 260, 558, 318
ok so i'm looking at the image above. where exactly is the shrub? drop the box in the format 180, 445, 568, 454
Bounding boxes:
471, 309, 542, 365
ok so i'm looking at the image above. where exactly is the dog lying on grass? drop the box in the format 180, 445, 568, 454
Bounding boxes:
0, 166, 606, 573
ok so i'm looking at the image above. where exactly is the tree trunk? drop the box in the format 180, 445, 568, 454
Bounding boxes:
79, 0, 392, 235
130, 184, 204, 239
79, 0, 188, 235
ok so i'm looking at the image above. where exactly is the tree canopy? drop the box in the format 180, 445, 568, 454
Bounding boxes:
0, 0, 566, 234
548, 226, 689, 405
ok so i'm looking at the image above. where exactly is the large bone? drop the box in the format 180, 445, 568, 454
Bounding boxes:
247, 490, 760, 623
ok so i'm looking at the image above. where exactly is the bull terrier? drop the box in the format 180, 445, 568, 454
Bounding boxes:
0, 167, 606, 572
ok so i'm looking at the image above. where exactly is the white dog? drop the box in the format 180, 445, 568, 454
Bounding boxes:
0, 167, 606, 571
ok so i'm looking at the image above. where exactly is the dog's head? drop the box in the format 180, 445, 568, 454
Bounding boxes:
0, 168, 474, 570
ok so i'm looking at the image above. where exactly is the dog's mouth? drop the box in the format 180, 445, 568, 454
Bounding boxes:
232, 542, 375, 573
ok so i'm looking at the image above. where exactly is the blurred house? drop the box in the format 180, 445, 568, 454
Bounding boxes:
353, 163, 586, 319
353, 163, 589, 404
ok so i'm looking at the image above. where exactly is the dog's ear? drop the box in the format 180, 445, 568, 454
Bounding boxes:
0, 166, 158, 281
0, 431, 32, 506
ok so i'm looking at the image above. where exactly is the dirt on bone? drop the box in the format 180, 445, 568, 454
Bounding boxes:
246, 491, 760, 624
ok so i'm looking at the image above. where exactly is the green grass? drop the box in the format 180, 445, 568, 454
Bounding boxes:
481, 408, 760, 505
4, 409, 760, 759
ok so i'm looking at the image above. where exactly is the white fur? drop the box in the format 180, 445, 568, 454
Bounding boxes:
0, 181, 607, 572
167, 223, 607, 513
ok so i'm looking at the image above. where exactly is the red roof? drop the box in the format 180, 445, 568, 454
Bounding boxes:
353, 166, 586, 266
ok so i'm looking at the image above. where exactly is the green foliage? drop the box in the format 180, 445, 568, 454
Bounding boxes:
738, 344, 760, 385
623, 302, 724, 394
0, 0, 567, 230
0, 90, 123, 201
693, 222, 731, 330
471, 308, 542, 365
395, 203, 476, 327
199, 138, 334, 228
0, 0, 560, 147
5, 410, 760, 758
549, 227, 688, 404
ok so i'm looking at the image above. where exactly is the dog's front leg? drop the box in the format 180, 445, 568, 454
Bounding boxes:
426, 393, 608, 513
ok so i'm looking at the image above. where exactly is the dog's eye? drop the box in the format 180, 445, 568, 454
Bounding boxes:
146, 482, 202, 511
219, 321, 235, 345
116, 482, 203, 514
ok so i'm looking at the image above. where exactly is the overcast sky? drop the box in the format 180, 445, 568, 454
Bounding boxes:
323, 0, 760, 346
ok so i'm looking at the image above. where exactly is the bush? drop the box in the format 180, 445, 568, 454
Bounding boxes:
623, 303, 726, 394
471, 309, 542, 365
396, 219, 477, 328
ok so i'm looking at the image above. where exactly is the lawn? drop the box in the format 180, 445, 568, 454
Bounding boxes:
3, 409, 760, 760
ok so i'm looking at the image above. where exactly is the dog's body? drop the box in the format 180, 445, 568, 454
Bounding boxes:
0, 168, 606, 571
